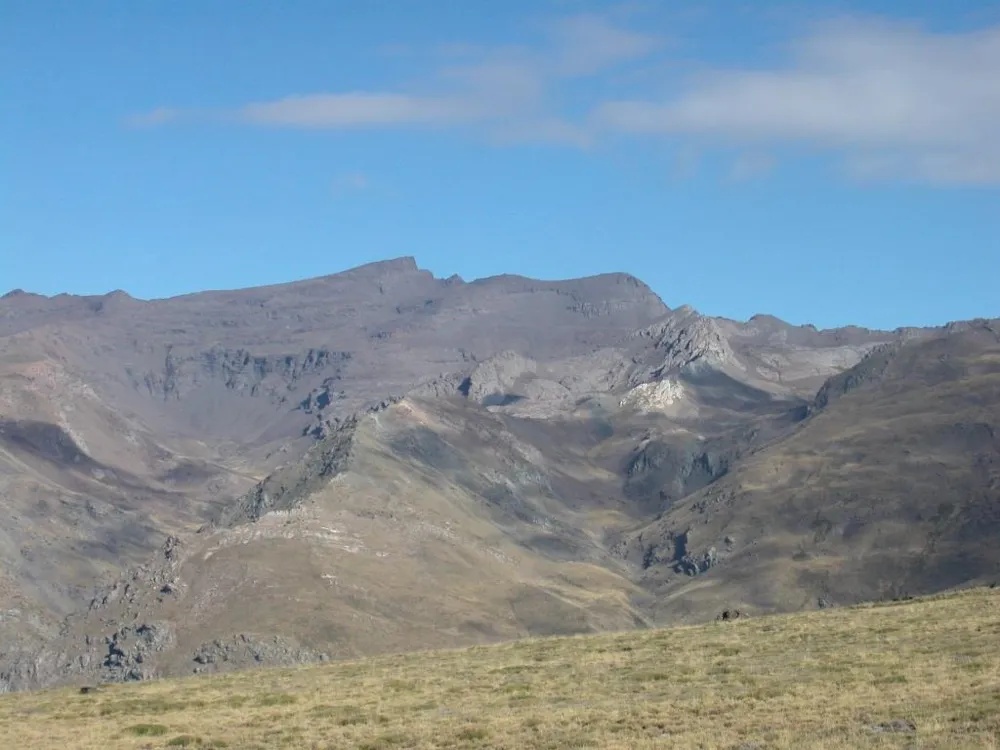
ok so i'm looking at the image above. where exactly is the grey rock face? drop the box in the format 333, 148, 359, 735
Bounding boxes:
812, 343, 900, 410
627, 310, 738, 383
191, 634, 328, 675
101, 621, 175, 683
624, 439, 732, 512
216, 415, 360, 528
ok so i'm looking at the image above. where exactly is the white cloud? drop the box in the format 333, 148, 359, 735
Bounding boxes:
128, 14, 656, 147
596, 19, 1000, 184
126, 14, 1000, 185
240, 93, 475, 129
550, 13, 660, 75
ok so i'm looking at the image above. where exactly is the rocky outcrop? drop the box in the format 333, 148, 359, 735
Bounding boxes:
216, 416, 361, 528
611, 526, 729, 578
0, 648, 72, 694
191, 634, 328, 675
812, 343, 900, 410
100, 621, 175, 683
623, 438, 732, 511
626, 309, 740, 386
460, 351, 537, 405
125, 346, 351, 404
618, 379, 685, 412
89, 535, 187, 613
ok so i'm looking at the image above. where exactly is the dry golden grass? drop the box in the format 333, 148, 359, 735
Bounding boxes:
2, 587, 999, 749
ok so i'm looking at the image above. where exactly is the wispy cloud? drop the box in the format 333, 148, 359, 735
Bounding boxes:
241, 94, 474, 129
128, 14, 1000, 185
549, 13, 660, 75
128, 14, 657, 147
596, 19, 1000, 184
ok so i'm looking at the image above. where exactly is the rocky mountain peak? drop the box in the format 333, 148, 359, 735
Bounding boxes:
626, 309, 739, 386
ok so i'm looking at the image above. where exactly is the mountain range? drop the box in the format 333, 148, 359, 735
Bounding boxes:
1, 257, 997, 691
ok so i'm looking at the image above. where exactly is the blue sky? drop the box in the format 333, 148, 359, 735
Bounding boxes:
2, 0, 998, 330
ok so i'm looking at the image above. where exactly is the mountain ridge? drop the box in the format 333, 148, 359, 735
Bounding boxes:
1, 257, 995, 691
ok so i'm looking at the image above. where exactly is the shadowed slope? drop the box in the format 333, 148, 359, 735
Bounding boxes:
2, 397, 657, 689
620, 323, 1000, 621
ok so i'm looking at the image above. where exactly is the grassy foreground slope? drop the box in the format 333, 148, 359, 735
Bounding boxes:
2, 588, 998, 750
